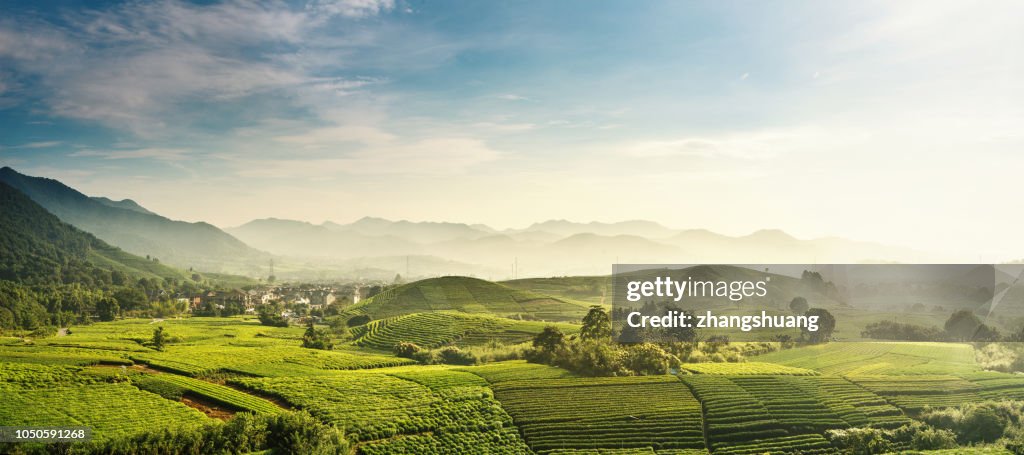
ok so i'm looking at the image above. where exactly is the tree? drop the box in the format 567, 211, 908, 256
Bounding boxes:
580, 306, 612, 340
96, 296, 119, 322
961, 406, 1007, 443
533, 326, 566, 352
803, 308, 836, 343
110, 270, 128, 286
258, 304, 288, 327
301, 321, 333, 350
945, 310, 982, 341
152, 326, 166, 351
789, 296, 809, 314
112, 287, 148, 311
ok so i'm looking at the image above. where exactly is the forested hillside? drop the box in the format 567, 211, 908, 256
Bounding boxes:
0, 167, 267, 274
0, 181, 245, 331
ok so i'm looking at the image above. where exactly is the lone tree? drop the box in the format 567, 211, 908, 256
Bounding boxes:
802, 308, 836, 343
580, 306, 612, 340
152, 326, 166, 351
302, 321, 334, 350
789, 296, 809, 314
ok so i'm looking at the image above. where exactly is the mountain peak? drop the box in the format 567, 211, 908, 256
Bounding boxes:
744, 229, 798, 242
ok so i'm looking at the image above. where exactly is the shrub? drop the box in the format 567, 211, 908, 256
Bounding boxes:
826, 427, 893, 454
437, 346, 476, 365
347, 315, 371, 327
265, 410, 347, 455
911, 426, 957, 450
394, 341, 422, 359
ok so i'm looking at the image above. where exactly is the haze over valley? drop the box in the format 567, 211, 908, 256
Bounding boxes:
2, 166, 935, 280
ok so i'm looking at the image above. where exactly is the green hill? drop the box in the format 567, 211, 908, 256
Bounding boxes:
0, 180, 188, 285
345, 276, 591, 322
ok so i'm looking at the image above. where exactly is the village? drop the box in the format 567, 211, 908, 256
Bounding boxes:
169, 281, 392, 320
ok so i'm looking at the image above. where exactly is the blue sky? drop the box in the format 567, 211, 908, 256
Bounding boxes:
0, 0, 1022, 259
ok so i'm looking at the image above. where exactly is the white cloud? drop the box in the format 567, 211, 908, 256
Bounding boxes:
623, 129, 832, 161
307, 0, 396, 18
497, 94, 530, 101
0, 1, 397, 136
470, 122, 537, 132
274, 124, 396, 147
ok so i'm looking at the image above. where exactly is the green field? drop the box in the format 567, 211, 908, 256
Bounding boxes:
4, 315, 1024, 454
233, 367, 533, 452
754, 342, 979, 375
492, 376, 705, 453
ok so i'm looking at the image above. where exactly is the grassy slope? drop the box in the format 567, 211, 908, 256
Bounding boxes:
345, 276, 592, 322
501, 275, 611, 306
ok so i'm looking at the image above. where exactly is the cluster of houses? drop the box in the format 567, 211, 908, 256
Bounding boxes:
171, 283, 384, 315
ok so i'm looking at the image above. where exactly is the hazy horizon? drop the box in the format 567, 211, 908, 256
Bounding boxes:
1, 1, 1022, 261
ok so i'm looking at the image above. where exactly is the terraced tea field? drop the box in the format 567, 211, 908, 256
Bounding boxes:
3, 313, 1018, 454
132, 373, 283, 414
963, 371, 1024, 401
492, 376, 705, 454
351, 311, 511, 349
458, 360, 577, 383
679, 362, 817, 376
680, 375, 834, 455
132, 344, 413, 376
0, 383, 209, 442
847, 375, 983, 413
755, 342, 978, 375
232, 367, 532, 452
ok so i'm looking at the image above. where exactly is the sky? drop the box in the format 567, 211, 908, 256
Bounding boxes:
0, 0, 1022, 260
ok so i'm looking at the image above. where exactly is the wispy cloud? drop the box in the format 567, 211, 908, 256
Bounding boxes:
231, 137, 501, 178
622, 129, 821, 161
70, 148, 192, 161
1, 141, 62, 149
0, 1, 396, 136
497, 94, 530, 101
307, 0, 396, 18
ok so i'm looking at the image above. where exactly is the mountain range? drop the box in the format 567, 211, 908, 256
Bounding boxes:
229, 219, 931, 278
0, 167, 267, 275
0, 179, 188, 285
1, 167, 933, 280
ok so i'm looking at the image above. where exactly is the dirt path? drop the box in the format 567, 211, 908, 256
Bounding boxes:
181, 395, 235, 420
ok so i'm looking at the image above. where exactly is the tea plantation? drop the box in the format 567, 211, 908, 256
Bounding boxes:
0, 314, 1017, 454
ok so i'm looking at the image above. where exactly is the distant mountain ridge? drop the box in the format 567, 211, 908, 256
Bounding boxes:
0, 180, 188, 284
229, 216, 930, 278
0, 167, 931, 280
0, 167, 267, 275
90, 196, 155, 215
